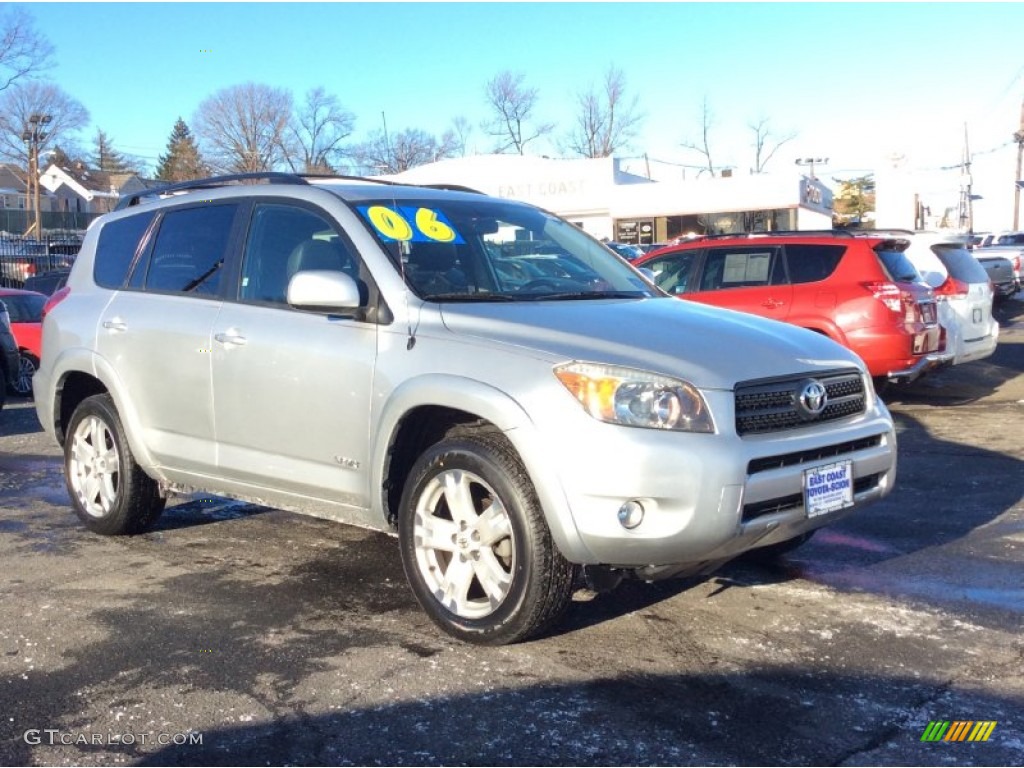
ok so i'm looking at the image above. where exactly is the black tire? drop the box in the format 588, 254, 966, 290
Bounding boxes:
10, 352, 37, 397
64, 394, 165, 535
742, 530, 816, 563
398, 433, 575, 645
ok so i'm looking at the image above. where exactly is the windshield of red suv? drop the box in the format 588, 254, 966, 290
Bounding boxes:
353, 197, 657, 302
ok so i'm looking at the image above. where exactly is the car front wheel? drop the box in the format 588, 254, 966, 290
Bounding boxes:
65, 394, 165, 535
398, 433, 575, 645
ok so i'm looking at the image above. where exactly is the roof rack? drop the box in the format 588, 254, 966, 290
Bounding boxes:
687, 229, 856, 241
116, 172, 311, 210
114, 171, 476, 211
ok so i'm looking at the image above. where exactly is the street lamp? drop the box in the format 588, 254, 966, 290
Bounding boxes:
795, 157, 828, 179
22, 113, 52, 238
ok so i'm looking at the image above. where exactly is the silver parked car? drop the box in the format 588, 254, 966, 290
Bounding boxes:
901, 232, 999, 366
35, 173, 897, 644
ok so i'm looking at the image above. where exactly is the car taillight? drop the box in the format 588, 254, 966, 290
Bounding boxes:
41, 286, 70, 321
862, 281, 903, 312
933, 276, 969, 299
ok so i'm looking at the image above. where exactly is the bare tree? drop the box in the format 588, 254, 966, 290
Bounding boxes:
449, 115, 473, 157
351, 127, 456, 174
680, 96, 717, 177
285, 86, 355, 173
482, 70, 553, 155
193, 82, 293, 173
0, 6, 54, 93
564, 66, 643, 158
749, 117, 796, 173
0, 81, 89, 165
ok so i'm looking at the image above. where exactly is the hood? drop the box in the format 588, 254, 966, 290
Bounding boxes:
439, 297, 862, 391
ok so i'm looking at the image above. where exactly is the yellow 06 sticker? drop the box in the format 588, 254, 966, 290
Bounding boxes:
414, 208, 456, 242
366, 205, 414, 241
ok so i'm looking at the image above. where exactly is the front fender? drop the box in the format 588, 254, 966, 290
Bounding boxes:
371, 373, 596, 564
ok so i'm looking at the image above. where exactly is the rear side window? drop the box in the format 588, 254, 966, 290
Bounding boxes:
94, 212, 156, 289
783, 244, 845, 284
144, 205, 237, 296
700, 247, 783, 290
933, 245, 989, 283
876, 249, 921, 283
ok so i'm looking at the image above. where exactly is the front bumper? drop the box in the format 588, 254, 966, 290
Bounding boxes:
525, 387, 897, 568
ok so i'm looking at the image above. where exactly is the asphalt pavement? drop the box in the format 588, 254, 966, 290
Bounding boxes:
1, 298, 1022, 766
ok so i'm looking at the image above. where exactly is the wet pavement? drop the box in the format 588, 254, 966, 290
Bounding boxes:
1, 298, 1022, 766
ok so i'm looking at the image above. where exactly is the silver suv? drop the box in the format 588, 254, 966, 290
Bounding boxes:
35, 173, 897, 644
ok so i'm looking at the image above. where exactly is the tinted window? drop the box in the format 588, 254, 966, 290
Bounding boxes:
700, 247, 783, 291
94, 212, 156, 289
644, 251, 699, 294
784, 244, 846, 284
995, 233, 1024, 245
145, 205, 237, 295
240, 204, 356, 305
876, 249, 921, 283
0, 293, 45, 322
932, 245, 989, 284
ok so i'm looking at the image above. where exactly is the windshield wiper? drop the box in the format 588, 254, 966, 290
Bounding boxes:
523, 291, 647, 301
422, 292, 518, 302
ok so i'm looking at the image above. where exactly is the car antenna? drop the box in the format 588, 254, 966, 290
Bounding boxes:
382, 110, 417, 351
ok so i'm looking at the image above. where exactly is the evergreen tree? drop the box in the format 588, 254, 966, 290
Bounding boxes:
91, 128, 133, 173
155, 117, 208, 181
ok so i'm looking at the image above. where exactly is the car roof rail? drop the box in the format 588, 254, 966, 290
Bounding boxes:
116, 172, 311, 210
687, 229, 856, 241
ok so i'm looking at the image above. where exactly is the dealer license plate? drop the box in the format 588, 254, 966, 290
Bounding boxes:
803, 460, 854, 518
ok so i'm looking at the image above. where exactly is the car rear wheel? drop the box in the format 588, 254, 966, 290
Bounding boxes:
10, 352, 37, 397
65, 394, 165, 535
398, 433, 575, 645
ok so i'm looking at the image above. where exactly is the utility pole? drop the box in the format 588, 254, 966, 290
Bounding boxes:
1014, 95, 1024, 231
960, 123, 974, 233
21, 113, 51, 238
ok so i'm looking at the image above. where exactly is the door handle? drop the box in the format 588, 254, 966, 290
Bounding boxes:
102, 318, 127, 332
761, 299, 784, 309
214, 330, 247, 346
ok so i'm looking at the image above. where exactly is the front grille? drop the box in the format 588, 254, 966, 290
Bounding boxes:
735, 369, 866, 436
741, 472, 883, 523
747, 435, 884, 475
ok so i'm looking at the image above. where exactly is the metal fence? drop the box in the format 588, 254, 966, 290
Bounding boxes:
0, 209, 100, 235
0, 235, 82, 289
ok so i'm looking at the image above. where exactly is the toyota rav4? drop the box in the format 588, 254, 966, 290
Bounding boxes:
35, 174, 897, 644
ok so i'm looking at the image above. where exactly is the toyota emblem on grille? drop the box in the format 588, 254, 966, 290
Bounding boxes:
797, 379, 828, 418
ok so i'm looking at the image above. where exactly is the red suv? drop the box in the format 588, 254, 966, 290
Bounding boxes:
635, 231, 948, 383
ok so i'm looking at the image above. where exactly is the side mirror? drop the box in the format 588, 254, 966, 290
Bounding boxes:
287, 270, 361, 314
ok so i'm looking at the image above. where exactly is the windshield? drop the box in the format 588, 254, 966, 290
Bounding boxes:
0, 293, 45, 322
353, 197, 657, 301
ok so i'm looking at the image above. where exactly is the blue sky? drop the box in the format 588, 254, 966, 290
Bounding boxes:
18, 2, 1024, 223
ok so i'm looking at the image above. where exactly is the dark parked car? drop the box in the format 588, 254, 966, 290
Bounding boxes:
23, 269, 71, 296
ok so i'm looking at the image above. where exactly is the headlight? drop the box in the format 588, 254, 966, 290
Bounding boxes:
554, 362, 714, 433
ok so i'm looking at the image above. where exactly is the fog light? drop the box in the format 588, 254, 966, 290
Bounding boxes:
618, 500, 645, 529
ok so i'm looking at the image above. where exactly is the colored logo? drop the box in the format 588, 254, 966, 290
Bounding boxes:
920, 721, 997, 742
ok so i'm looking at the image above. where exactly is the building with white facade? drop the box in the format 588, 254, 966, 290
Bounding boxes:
389, 154, 835, 244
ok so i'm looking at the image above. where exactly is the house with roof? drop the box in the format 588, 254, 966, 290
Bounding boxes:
38, 162, 161, 214
0, 162, 57, 212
